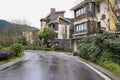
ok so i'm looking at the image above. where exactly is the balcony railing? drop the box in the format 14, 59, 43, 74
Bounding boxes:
75, 14, 86, 21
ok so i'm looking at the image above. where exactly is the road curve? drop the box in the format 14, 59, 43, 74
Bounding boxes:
0, 50, 111, 80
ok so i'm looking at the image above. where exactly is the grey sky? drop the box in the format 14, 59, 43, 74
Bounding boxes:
0, 0, 76, 28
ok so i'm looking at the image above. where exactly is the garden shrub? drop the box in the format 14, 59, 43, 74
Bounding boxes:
10, 43, 23, 56
44, 48, 52, 51
39, 46, 52, 51
77, 32, 120, 64
55, 46, 64, 51
0, 50, 16, 60
73, 51, 79, 56
75, 32, 120, 75
24, 44, 40, 50
2, 47, 11, 50
0, 46, 3, 50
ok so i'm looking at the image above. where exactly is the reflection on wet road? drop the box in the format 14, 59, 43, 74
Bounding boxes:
0, 50, 105, 80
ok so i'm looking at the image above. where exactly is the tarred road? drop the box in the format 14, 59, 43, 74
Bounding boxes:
0, 50, 108, 80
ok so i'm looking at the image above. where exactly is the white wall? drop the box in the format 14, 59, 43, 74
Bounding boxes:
74, 40, 77, 51
58, 24, 70, 39
96, 1, 109, 31
67, 25, 70, 39
23, 31, 33, 44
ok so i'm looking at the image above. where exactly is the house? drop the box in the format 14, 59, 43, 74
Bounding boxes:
22, 28, 39, 44
70, 0, 112, 51
40, 8, 73, 50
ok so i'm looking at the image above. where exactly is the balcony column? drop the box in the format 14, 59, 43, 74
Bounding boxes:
73, 40, 77, 51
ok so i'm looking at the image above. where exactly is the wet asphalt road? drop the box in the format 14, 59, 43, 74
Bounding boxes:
0, 50, 105, 80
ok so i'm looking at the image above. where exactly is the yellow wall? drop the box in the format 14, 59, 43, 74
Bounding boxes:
109, 0, 118, 32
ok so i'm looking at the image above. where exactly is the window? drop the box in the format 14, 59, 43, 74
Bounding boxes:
77, 25, 79, 32
89, 22, 94, 32
75, 7, 86, 17
79, 25, 81, 31
75, 22, 87, 33
76, 25, 79, 32
55, 33, 58, 38
75, 11, 78, 17
89, 2, 93, 12
97, 4, 100, 13
81, 8, 84, 15
81, 24, 83, 30
97, 22, 103, 33
78, 9, 81, 16
83, 7, 86, 14
84, 23, 87, 30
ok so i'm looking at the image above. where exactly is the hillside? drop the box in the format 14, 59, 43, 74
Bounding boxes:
0, 20, 39, 36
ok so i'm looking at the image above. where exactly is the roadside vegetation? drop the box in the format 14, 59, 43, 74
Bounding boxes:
0, 43, 24, 65
38, 27, 56, 51
38, 28, 56, 48
73, 32, 120, 76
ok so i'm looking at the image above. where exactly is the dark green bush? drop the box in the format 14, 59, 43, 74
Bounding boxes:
73, 51, 79, 56
24, 44, 40, 50
10, 43, 23, 56
55, 46, 64, 51
0, 46, 3, 50
39, 46, 52, 51
0, 50, 16, 60
77, 32, 120, 64
75, 32, 120, 75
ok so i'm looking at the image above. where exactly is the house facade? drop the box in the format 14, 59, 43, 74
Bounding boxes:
70, 0, 120, 51
40, 8, 73, 50
23, 28, 39, 44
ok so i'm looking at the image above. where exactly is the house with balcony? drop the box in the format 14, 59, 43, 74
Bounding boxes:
40, 8, 73, 50
70, 0, 110, 51
94, 0, 120, 32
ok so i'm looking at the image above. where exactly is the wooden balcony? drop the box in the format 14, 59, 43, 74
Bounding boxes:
75, 14, 86, 22
75, 12, 95, 22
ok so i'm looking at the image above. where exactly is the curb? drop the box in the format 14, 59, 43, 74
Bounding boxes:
73, 56, 120, 80
0, 56, 24, 70
55, 52, 120, 80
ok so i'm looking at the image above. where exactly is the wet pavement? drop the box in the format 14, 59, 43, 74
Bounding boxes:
0, 50, 105, 80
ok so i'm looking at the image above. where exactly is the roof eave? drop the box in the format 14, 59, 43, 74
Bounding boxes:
70, 0, 96, 11
57, 16, 71, 23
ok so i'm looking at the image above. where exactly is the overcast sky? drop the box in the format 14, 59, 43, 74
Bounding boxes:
0, 0, 76, 29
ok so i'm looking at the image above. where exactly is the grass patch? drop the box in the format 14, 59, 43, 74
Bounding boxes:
98, 61, 120, 76
39, 46, 53, 51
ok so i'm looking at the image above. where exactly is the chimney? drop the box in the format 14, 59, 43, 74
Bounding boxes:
50, 8, 56, 14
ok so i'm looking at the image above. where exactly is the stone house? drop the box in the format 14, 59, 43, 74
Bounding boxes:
40, 8, 74, 50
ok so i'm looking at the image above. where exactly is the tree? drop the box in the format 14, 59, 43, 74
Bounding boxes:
38, 28, 56, 47
17, 36, 28, 45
